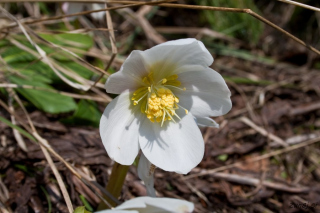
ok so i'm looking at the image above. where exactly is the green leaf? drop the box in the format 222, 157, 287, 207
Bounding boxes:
9, 62, 60, 83
74, 206, 91, 213
200, 0, 264, 43
60, 61, 93, 79
61, 100, 101, 127
79, 195, 94, 212
8, 75, 77, 114
40, 186, 52, 213
39, 33, 94, 50
217, 154, 228, 162
0, 116, 36, 142
2, 46, 38, 63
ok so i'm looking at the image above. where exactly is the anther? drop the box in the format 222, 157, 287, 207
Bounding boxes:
162, 78, 167, 84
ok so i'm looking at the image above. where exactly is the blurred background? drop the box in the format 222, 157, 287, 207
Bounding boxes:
0, 0, 320, 212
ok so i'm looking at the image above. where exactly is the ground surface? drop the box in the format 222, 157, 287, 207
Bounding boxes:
1, 1, 320, 212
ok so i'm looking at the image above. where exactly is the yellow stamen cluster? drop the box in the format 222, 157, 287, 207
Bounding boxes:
132, 72, 186, 126
146, 88, 178, 123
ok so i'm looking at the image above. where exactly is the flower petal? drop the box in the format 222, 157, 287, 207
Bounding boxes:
142, 197, 194, 213
100, 92, 143, 165
195, 117, 219, 128
174, 68, 232, 118
140, 39, 213, 81
63, 3, 83, 20
139, 112, 204, 174
137, 154, 156, 197
115, 197, 194, 213
105, 51, 148, 94
90, 4, 106, 20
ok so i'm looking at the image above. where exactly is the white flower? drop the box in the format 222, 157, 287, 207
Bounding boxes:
100, 38, 231, 175
96, 196, 194, 213
62, 3, 105, 20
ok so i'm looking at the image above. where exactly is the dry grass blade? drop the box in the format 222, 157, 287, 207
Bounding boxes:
89, 2, 118, 90
7, 92, 28, 152
277, 0, 320, 12
7, 90, 74, 213
0, 177, 11, 213
0, 83, 110, 102
0, 7, 91, 91
0, 98, 115, 209
29, 30, 109, 77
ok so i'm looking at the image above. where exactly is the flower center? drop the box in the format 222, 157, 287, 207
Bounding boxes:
132, 72, 187, 126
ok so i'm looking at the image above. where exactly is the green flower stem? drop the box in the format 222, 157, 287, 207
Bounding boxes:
98, 162, 129, 210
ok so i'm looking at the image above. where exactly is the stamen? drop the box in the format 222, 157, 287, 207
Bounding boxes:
132, 72, 187, 125
133, 92, 148, 105
166, 74, 178, 81
133, 87, 148, 95
165, 85, 186, 91
177, 103, 189, 115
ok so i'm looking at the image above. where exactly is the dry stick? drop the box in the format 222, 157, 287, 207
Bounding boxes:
185, 136, 320, 180
277, 0, 320, 12
158, 3, 320, 56
240, 116, 288, 147
7, 90, 74, 213
0, 0, 153, 3
227, 80, 258, 122
0, 0, 176, 31
211, 173, 310, 193
0, 83, 109, 102
179, 175, 210, 205
2, 1, 318, 56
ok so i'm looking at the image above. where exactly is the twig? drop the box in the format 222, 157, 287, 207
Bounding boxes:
239, 116, 288, 147
185, 136, 320, 179
179, 175, 210, 205
211, 173, 310, 193
277, 0, 320, 12
158, 3, 320, 56
0, 0, 175, 31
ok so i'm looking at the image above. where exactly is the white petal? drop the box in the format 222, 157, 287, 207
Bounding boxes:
143, 197, 194, 213
138, 154, 156, 197
139, 113, 204, 174
174, 68, 232, 118
96, 210, 136, 213
90, 4, 106, 20
105, 51, 148, 94
115, 197, 194, 213
64, 3, 84, 20
195, 117, 219, 128
99, 92, 143, 165
140, 39, 213, 81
